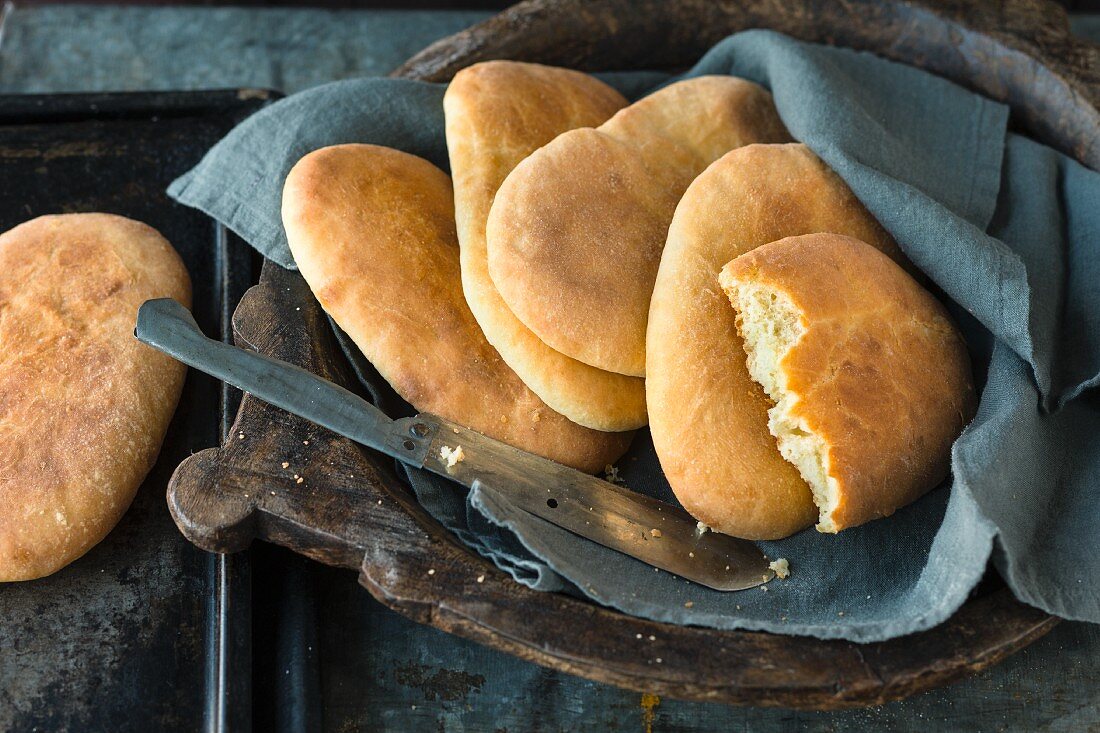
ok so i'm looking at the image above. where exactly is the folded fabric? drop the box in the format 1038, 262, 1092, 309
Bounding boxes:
169, 29, 1100, 641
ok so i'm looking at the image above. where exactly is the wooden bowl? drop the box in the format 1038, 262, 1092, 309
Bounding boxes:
168, 0, 1095, 709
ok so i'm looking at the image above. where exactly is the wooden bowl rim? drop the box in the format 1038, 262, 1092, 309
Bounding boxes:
176, 0, 1097, 710
396, 0, 1100, 170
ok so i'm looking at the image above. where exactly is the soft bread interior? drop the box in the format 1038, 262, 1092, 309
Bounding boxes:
728, 281, 841, 533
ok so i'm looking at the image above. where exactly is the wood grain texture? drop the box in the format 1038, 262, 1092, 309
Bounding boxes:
167, 0, 1097, 709
312, 588, 1096, 731
396, 0, 1100, 170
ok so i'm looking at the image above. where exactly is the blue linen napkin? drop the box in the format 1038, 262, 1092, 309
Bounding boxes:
169, 30, 1100, 641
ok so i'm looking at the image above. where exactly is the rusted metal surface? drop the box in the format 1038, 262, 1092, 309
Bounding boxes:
0, 92, 264, 731
311, 564, 1098, 731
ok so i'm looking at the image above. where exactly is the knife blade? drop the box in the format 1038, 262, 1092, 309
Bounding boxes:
136, 298, 773, 591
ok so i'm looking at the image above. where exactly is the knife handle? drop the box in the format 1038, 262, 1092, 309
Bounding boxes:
135, 298, 435, 466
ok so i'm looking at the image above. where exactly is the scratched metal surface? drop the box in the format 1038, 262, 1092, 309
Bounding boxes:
0, 6, 1096, 731
0, 91, 263, 731
0, 5, 487, 94
310, 562, 1098, 732
310, 562, 1099, 732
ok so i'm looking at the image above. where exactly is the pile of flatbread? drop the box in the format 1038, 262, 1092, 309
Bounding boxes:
283, 62, 974, 541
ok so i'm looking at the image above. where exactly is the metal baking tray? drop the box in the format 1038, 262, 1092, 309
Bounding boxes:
0, 90, 271, 732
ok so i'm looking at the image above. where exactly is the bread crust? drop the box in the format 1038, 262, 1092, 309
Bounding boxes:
487, 76, 791, 376
443, 61, 648, 431
719, 233, 975, 531
646, 143, 908, 540
282, 144, 633, 473
0, 213, 191, 581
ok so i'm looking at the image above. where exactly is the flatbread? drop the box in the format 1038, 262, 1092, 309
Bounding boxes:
487, 76, 791, 376
0, 213, 191, 581
282, 144, 634, 473
647, 144, 910, 540
443, 60, 648, 431
719, 233, 975, 533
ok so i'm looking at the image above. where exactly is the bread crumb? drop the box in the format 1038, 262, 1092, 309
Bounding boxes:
303, 440, 309, 446
55, 511, 67, 525
281, 462, 289, 469
238, 432, 245, 440
604, 464, 626, 485
695, 521, 710, 534
838, 611, 845, 617
650, 528, 662, 538
636, 633, 643, 639
531, 409, 541, 422
761, 586, 769, 592
768, 558, 790, 579
453, 427, 460, 434
439, 445, 465, 468
296, 477, 304, 484
655, 658, 663, 664
684, 601, 694, 608
293, 474, 299, 479
648, 635, 656, 641
427, 568, 435, 576
476, 575, 485, 583
688, 552, 694, 558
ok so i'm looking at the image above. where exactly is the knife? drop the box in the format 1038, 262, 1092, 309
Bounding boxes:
136, 298, 773, 591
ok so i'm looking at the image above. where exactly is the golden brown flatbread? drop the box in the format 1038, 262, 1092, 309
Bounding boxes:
444, 60, 648, 431
282, 144, 634, 473
719, 233, 974, 533
647, 144, 909, 540
487, 76, 791, 376
0, 213, 191, 581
